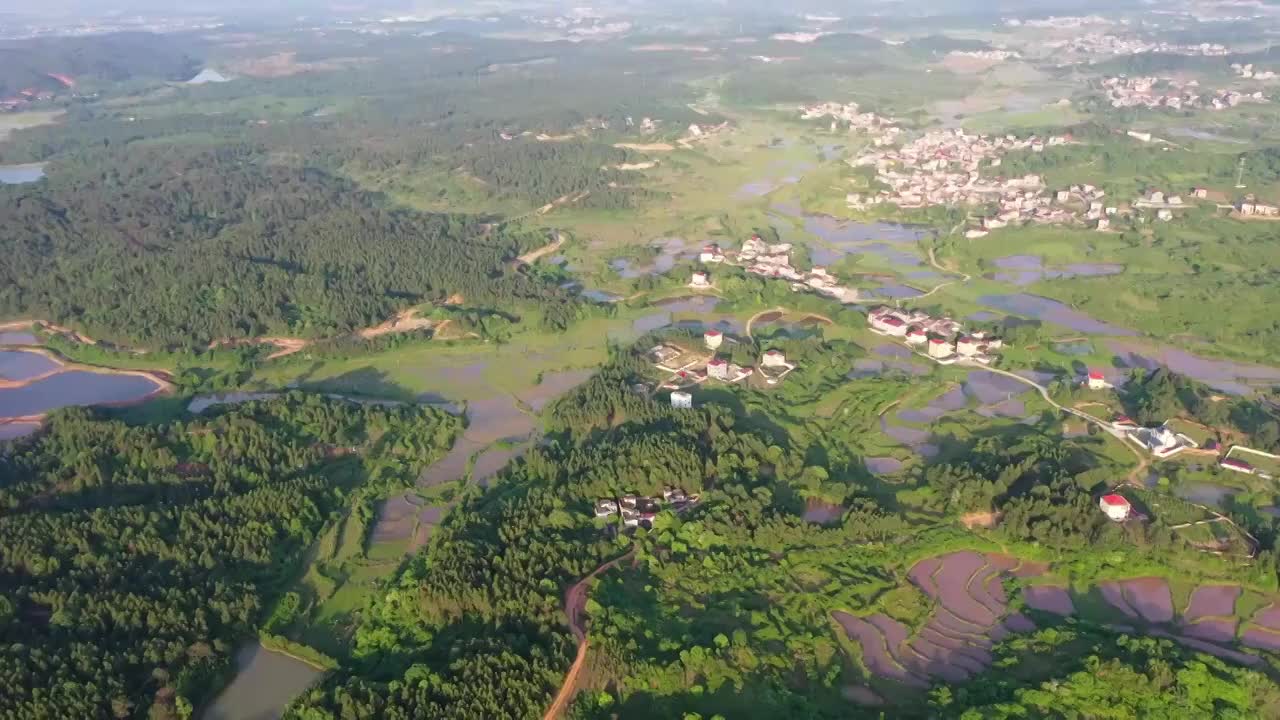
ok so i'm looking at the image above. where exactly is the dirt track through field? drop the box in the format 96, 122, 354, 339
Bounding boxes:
542, 550, 635, 720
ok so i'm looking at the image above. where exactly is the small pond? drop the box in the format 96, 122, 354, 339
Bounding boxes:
201, 642, 324, 720
0, 163, 46, 184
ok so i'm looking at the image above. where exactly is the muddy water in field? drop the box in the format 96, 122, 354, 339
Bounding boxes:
0, 369, 162, 417
201, 641, 323, 720
977, 293, 1137, 336
0, 350, 60, 380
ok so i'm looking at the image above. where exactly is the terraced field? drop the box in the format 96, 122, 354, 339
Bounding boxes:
840, 552, 1280, 689
1024, 576, 1280, 665
834, 551, 1044, 686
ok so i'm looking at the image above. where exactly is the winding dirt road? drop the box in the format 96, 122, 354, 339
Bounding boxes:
542, 550, 635, 720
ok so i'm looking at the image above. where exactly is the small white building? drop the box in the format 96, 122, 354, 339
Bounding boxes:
1096, 218, 1110, 231
956, 336, 983, 357
905, 328, 928, 345
699, 245, 724, 263
1055, 190, 1070, 203
1099, 494, 1131, 522
704, 329, 723, 349
927, 337, 954, 359
671, 391, 693, 409
1086, 370, 1111, 390
691, 271, 710, 287
707, 358, 729, 380
1156, 208, 1173, 222
762, 350, 787, 368
595, 499, 619, 517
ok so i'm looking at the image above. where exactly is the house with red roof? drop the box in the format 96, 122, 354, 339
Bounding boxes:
1099, 494, 1131, 521
1220, 457, 1256, 475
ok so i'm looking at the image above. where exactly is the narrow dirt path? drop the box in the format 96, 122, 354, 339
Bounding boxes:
543, 549, 636, 720
911, 246, 973, 301
517, 231, 566, 265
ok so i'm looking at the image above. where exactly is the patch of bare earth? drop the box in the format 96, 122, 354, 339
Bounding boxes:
1023, 585, 1075, 616
357, 308, 432, 340
1183, 584, 1241, 621
612, 142, 675, 152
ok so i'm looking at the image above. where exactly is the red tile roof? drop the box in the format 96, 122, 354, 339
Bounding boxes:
1100, 494, 1129, 508
1222, 458, 1253, 469
1088, 370, 1105, 380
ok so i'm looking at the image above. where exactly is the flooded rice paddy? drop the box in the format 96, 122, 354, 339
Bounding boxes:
0, 372, 161, 415
989, 255, 1124, 286
977, 293, 1138, 336
0, 350, 61, 380
201, 641, 323, 720
843, 554, 1277, 690
0, 331, 39, 346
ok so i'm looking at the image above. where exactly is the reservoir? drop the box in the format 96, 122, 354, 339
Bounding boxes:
201, 641, 323, 720
0, 163, 46, 184
0, 368, 162, 416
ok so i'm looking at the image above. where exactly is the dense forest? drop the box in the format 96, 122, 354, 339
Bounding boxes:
0, 394, 458, 719
0, 141, 571, 348
0, 32, 201, 96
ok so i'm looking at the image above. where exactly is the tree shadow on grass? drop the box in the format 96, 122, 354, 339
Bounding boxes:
297, 366, 417, 402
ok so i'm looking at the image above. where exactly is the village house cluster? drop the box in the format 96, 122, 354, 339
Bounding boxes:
1102, 76, 1267, 111
867, 306, 1003, 365
799, 102, 902, 145
698, 237, 862, 304
649, 325, 799, 397
594, 488, 697, 528
947, 49, 1018, 62
848, 128, 1094, 233
1050, 34, 1229, 59
1233, 63, 1279, 81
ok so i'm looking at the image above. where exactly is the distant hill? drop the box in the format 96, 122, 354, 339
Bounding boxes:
0, 32, 202, 96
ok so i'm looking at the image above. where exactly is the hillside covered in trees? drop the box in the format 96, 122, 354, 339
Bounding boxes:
0, 142, 570, 348
0, 394, 458, 719
0, 32, 201, 96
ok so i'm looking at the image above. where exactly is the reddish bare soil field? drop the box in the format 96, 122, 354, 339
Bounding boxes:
370, 494, 418, 543
1023, 585, 1075, 616
1003, 613, 1036, 633
1241, 626, 1280, 652
907, 556, 942, 597
832, 611, 928, 687
1183, 585, 1241, 621
1120, 578, 1174, 623
1250, 604, 1280, 631
1182, 618, 1237, 644
1151, 629, 1262, 666
1100, 582, 1140, 619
